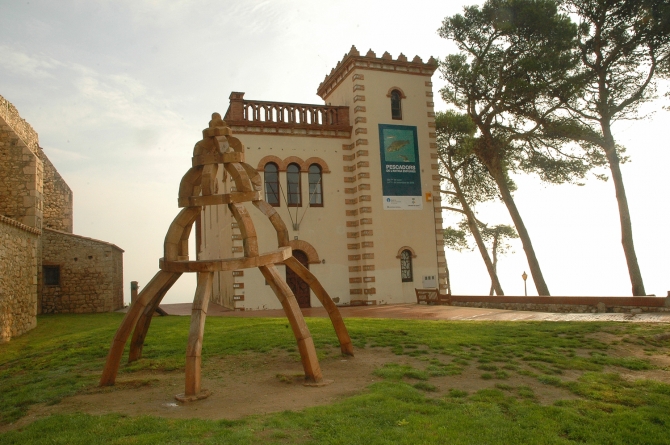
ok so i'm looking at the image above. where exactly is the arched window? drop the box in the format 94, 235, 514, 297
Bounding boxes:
391, 89, 402, 120
264, 162, 279, 206
286, 163, 301, 206
308, 164, 323, 206
400, 249, 413, 282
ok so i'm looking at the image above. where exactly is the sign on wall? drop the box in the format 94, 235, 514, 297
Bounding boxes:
378, 124, 422, 210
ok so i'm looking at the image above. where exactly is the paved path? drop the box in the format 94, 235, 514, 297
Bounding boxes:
152, 302, 670, 323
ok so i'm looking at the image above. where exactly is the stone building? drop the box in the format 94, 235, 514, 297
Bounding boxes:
0, 94, 124, 341
199, 46, 446, 310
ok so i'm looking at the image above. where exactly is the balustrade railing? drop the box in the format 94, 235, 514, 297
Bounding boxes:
225, 92, 350, 130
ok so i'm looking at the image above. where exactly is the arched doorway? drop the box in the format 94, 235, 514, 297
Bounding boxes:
286, 250, 310, 308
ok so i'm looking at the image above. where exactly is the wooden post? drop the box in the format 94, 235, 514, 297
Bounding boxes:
176, 272, 213, 402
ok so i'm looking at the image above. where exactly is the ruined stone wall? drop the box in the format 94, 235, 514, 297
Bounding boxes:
39, 150, 73, 232
0, 215, 39, 341
41, 229, 124, 313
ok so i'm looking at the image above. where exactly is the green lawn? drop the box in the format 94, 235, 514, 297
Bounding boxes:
1, 313, 669, 444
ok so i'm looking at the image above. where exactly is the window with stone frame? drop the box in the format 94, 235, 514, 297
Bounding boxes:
391, 89, 403, 120
43, 265, 60, 286
264, 162, 280, 206
308, 164, 323, 206
400, 249, 413, 282
286, 163, 302, 206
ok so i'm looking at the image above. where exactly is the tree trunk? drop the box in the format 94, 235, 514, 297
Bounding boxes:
489, 234, 499, 296
447, 167, 505, 296
490, 168, 551, 296
444, 256, 452, 295
601, 123, 646, 296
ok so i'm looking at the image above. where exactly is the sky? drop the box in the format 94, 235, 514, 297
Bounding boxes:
1, 0, 668, 303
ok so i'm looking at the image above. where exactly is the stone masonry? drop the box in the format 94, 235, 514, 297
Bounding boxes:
39, 151, 73, 232
0, 94, 124, 340
0, 215, 39, 341
41, 229, 124, 314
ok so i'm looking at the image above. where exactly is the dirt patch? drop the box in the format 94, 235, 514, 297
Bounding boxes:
1, 347, 616, 432
3, 348, 396, 431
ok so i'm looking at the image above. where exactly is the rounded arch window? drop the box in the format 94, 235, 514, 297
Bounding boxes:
264, 162, 280, 206
286, 163, 301, 206
308, 164, 323, 206
391, 89, 403, 120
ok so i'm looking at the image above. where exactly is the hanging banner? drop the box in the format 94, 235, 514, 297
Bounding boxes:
378, 124, 422, 210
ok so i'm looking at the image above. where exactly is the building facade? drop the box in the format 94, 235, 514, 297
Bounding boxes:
0, 95, 124, 341
199, 47, 447, 310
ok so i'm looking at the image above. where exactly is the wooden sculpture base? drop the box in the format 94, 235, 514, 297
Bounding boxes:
175, 389, 212, 403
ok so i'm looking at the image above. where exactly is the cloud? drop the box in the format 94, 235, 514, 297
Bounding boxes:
0, 45, 63, 78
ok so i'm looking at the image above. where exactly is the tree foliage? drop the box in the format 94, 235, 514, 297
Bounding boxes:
438, 0, 598, 296
436, 110, 505, 295
555, 0, 670, 295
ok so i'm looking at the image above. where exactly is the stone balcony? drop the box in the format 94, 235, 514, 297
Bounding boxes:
224, 92, 351, 139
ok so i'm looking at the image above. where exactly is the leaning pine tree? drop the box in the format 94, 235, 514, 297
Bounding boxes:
436, 111, 507, 296
556, 0, 670, 295
438, 0, 592, 295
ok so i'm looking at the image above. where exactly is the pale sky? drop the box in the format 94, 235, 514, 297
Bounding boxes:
1, 0, 667, 303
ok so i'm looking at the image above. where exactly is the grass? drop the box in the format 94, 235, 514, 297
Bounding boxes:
0, 313, 669, 444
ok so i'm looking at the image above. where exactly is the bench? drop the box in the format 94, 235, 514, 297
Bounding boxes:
415, 288, 450, 305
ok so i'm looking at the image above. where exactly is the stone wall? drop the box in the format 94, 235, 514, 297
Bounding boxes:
0, 215, 39, 341
39, 150, 73, 232
0, 110, 43, 229
445, 295, 670, 314
41, 229, 124, 313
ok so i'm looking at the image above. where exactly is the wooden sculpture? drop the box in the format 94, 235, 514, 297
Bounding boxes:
100, 113, 354, 402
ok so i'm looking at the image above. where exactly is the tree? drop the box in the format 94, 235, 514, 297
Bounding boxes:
479, 224, 519, 295
436, 111, 505, 295
438, 0, 592, 296
558, 0, 670, 295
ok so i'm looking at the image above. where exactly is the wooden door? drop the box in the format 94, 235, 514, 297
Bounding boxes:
286, 250, 310, 308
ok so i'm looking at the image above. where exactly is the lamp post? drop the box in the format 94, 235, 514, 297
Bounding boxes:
521, 271, 528, 296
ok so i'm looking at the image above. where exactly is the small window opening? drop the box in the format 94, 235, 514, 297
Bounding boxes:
43, 266, 60, 286
400, 250, 413, 282
264, 163, 280, 206
308, 164, 323, 206
287, 163, 302, 207
391, 89, 402, 120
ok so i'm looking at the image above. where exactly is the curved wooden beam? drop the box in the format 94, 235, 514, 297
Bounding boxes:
178, 167, 203, 199
160, 247, 291, 273
128, 272, 182, 362
252, 200, 289, 247
164, 207, 201, 261
259, 264, 323, 383
100, 270, 181, 386
284, 256, 354, 356
229, 202, 258, 258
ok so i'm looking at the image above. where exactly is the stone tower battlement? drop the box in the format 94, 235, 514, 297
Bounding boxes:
317, 45, 438, 101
